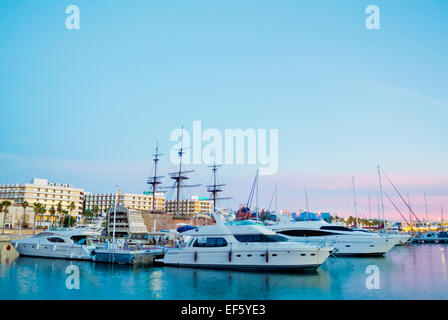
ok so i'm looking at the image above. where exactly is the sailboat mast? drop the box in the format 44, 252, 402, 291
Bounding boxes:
377, 165, 386, 233
441, 202, 444, 231
256, 169, 259, 221
304, 183, 310, 213
424, 193, 429, 230
407, 193, 413, 229
275, 182, 278, 212
368, 194, 372, 219
352, 177, 359, 227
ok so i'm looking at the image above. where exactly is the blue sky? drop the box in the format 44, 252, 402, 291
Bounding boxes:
1, 0, 447, 219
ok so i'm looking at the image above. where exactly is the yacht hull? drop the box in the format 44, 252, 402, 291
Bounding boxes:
162, 246, 331, 271
14, 243, 94, 260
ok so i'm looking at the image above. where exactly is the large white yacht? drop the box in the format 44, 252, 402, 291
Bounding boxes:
12, 228, 100, 260
267, 215, 396, 256
161, 218, 333, 271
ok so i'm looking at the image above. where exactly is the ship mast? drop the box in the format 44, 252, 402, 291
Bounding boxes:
165, 126, 200, 215
146, 143, 164, 212
206, 164, 230, 213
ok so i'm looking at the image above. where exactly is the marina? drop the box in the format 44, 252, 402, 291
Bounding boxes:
1, 241, 448, 300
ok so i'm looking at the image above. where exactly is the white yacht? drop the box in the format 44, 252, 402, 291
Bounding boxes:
12, 228, 100, 260
267, 215, 396, 256
161, 218, 333, 271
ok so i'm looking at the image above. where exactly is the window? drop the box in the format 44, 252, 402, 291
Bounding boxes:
278, 229, 333, 237
193, 237, 228, 247
320, 226, 354, 232
234, 234, 287, 243
47, 237, 66, 243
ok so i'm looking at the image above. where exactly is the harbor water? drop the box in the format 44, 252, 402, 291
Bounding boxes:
1, 243, 448, 300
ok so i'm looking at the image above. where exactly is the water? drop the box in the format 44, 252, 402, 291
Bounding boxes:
1, 243, 448, 299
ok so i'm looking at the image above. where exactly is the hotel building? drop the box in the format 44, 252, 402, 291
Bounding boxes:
0, 178, 84, 225
84, 191, 166, 213
165, 196, 213, 215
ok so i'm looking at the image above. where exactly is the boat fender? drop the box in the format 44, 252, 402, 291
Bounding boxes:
6, 244, 11, 251
266, 251, 269, 263
194, 251, 198, 262
228, 250, 232, 262
91, 250, 96, 256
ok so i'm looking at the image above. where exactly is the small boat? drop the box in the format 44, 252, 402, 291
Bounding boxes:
413, 231, 448, 243
11, 228, 99, 260
160, 215, 332, 272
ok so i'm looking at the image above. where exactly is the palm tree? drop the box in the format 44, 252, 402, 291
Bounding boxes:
32, 202, 43, 235
0, 203, 3, 234
49, 206, 56, 227
56, 202, 63, 227
21, 201, 29, 229
68, 201, 76, 224
92, 205, 100, 220
1, 200, 12, 234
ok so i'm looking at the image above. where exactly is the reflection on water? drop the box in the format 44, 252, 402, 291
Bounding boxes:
0, 241, 18, 266
1, 245, 448, 299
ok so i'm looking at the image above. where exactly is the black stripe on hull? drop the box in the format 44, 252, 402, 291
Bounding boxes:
163, 263, 321, 272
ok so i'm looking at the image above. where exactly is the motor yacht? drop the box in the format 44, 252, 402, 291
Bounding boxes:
12, 228, 100, 260
266, 215, 395, 256
160, 218, 332, 271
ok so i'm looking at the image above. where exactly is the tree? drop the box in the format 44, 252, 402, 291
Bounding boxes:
92, 205, 100, 220
21, 201, 29, 229
56, 202, 63, 227
63, 215, 76, 228
0, 203, 3, 233
1, 200, 12, 234
68, 201, 76, 224
32, 202, 43, 235
49, 206, 56, 227
84, 209, 93, 222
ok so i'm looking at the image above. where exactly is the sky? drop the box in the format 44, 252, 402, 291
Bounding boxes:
1, 0, 447, 220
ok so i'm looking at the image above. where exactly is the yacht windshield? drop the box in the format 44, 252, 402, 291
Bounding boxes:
234, 234, 287, 242
320, 226, 353, 232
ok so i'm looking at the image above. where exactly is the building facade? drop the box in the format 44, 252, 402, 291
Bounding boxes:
84, 191, 166, 214
106, 205, 148, 238
0, 178, 84, 226
165, 196, 213, 215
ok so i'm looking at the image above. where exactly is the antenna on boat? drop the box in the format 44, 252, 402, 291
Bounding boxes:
147, 142, 164, 212
352, 177, 359, 228
304, 182, 310, 214
377, 165, 387, 234
112, 182, 119, 243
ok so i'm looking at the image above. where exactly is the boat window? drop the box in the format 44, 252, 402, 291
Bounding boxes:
320, 226, 353, 232
278, 230, 333, 237
47, 237, 66, 243
193, 237, 228, 247
71, 236, 87, 244
234, 234, 287, 243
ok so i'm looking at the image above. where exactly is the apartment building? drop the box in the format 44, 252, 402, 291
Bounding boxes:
0, 178, 84, 225
165, 196, 213, 215
84, 191, 166, 213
